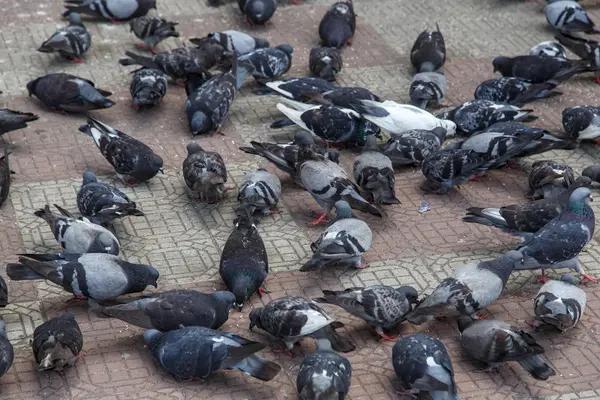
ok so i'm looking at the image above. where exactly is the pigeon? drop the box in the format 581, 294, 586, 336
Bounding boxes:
182, 142, 228, 203
463, 176, 593, 237
236, 169, 281, 220
583, 164, 600, 183
0, 150, 12, 208
6, 253, 159, 300
77, 171, 144, 225
492, 55, 593, 84
545, 0, 599, 34
91, 290, 236, 331
392, 334, 459, 400
79, 117, 164, 184
457, 317, 556, 380
237, 45, 293, 83
405, 251, 522, 324
421, 149, 491, 194
34, 204, 120, 255
129, 16, 179, 52
31, 312, 83, 371
474, 77, 563, 106
62, 0, 156, 22
205, 30, 269, 56
411, 23, 446, 73
515, 187, 596, 283
309, 47, 343, 82
297, 145, 382, 224
279, 87, 380, 114
257, 77, 335, 99
562, 106, 600, 142
319, 1, 356, 48
528, 160, 575, 200
0, 109, 38, 135
353, 100, 457, 136
220, 212, 268, 311
481, 122, 575, 157
532, 274, 586, 331
437, 100, 537, 136
530, 41, 567, 59
38, 13, 91, 62
249, 296, 356, 353
239, 0, 277, 25
409, 71, 447, 109
313, 285, 419, 341
555, 33, 600, 82
302, 201, 373, 270
379, 127, 448, 166
0, 321, 13, 377
296, 339, 352, 400
130, 68, 168, 109
26, 73, 114, 113
144, 326, 281, 380
354, 135, 400, 205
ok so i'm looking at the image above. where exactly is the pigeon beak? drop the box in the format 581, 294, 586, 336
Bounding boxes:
104, 246, 112, 252
153, 281, 158, 288
589, 194, 593, 202
159, 168, 165, 175
234, 303, 243, 312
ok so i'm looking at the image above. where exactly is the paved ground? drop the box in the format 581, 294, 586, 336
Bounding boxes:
2, 0, 600, 399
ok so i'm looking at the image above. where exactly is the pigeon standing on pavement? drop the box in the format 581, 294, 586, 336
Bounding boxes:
182, 142, 228, 204
79, 117, 164, 184
144, 326, 281, 381
130, 68, 168, 109
319, 1, 356, 48
380, 127, 448, 166
220, 212, 268, 311
492, 55, 593, 84
0, 109, 38, 136
34, 204, 120, 255
421, 149, 490, 194
458, 317, 556, 380
237, 45, 293, 83
129, 16, 179, 52
562, 106, 600, 142
0, 321, 13, 377
528, 160, 575, 200
555, 33, 600, 82
354, 135, 400, 205
38, 13, 91, 63
313, 285, 419, 341
236, 169, 281, 220
206, 30, 269, 56
296, 339, 352, 400
410, 71, 447, 109
406, 251, 522, 324
0, 150, 12, 208
532, 274, 586, 331
392, 334, 459, 400
249, 296, 356, 353
6, 253, 159, 300
31, 312, 83, 371
62, 0, 156, 22
309, 47, 343, 82
474, 77, 563, 106
27, 73, 114, 113
530, 41, 567, 59
410, 23, 446, 73
239, 0, 277, 25
546, 0, 599, 34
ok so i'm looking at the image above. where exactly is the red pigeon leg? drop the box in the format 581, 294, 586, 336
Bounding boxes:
307, 213, 329, 226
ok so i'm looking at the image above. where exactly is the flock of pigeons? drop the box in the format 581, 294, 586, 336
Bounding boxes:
0, 0, 600, 398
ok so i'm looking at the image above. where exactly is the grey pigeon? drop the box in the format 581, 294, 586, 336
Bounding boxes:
457, 317, 556, 380
144, 326, 281, 380
34, 204, 120, 255
238, 45, 293, 84
129, 16, 179, 52
411, 23, 446, 72
437, 100, 536, 136
258, 77, 335, 100
309, 47, 343, 82
562, 106, 600, 142
130, 68, 167, 109
474, 77, 563, 107
79, 117, 164, 184
530, 41, 567, 59
298, 147, 382, 224
410, 71, 447, 109
528, 160, 574, 200
183, 142, 228, 204
532, 274, 586, 331
206, 30, 269, 56
0, 109, 38, 135
421, 149, 490, 194
380, 127, 448, 166
583, 164, 600, 183
31, 312, 83, 371
27, 73, 114, 113
220, 213, 268, 311
313, 285, 419, 341
38, 13, 91, 62
492, 55, 593, 84
236, 169, 281, 220
515, 187, 597, 283
6, 253, 159, 300
77, 171, 144, 225
62, 0, 156, 22
302, 201, 373, 270
392, 334, 459, 400
239, 0, 277, 25
319, 1, 356, 48
91, 290, 236, 331
546, 0, 599, 34
0, 321, 13, 377
297, 339, 352, 400
249, 296, 356, 353
406, 251, 522, 324
354, 135, 400, 205
0, 150, 11, 208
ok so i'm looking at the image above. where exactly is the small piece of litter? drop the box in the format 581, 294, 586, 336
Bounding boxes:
418, 200, 431, 214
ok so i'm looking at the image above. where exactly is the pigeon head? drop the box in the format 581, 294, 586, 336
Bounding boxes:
316, 338, 333, 352
568, 187, 593, 211
133, 87, 163, 107
213, 291, 236, 310
26, 78, 40, 97
440, 120, 457, 137
143, 329, 163, 351
199, 173, 227, 204
125, 263, 160, 290
190, 111, 213, 135
294, 131, 316, 146
248, 308, 264, 331
318, 63, 336, 81
560, 274, 578, 285
254, 37, 270, 49
334, 201, 354, 220
431, 127, 448, 143
357, 121, 382, 143
97, 232, 120, 255
149, 154, 165, 176
82, 170, 98, 185
276, 44, 294, 58
362, 135, 378, 152
492, 56, 514, 75
481, 250, 523, 285
396, 286, 419, 304
68, 12, 83, 26
457, 316, 474, 333
186, 141, 204, 155
327, 149, 341, 164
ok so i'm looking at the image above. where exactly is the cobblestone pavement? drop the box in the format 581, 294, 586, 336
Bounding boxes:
2, 0, 600, 399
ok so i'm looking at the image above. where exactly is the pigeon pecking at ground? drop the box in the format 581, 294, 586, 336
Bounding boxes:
0, 321, 13, 378
562, 105, 600, 142
129, 16, 179, 53
237, 45, 294, 84
410, 23, 446, 73
129, 68, 168, 109
38, 13, 91, 63
421, 149, 491, 194
379, 127, 448, 166
0, 109, 38, 136
474, 77, 563, 106
531, 274, 586, 331
492, 54, 593, 84
62, 0, 156, 22
309, 47, 343, 82
528, 160, 575, 200
319, 0, 356, 48
409, 71, 447, 109
182, 142, 229, 204
238, 0, 278, 25
235, 169, 281, 221
31, 312, 83, 371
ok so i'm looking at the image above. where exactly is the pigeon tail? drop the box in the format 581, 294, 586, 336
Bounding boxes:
463, 207, 507, 229
234, 354, 281, 381
119, 52, 160, 70
517, 355, 556, 380
372, 187, 401, 205
38, 36, 72, 54
269, 118, 296, 129
6, 263, 47, 280
239, 142, 296, 175
33, 205, 56, 225
343, 192, 382, 217
353, 100, 390, 118
510, 83, 562, 107
311, 324, 356, 353
300, 256, 327, 271
411, 98, 429, 109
